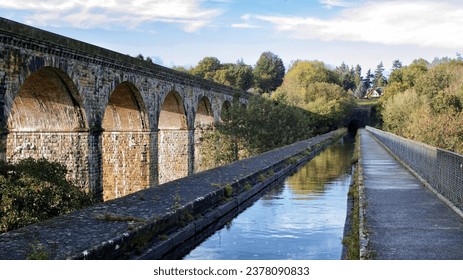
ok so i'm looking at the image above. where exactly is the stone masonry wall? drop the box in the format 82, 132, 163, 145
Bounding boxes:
158, 129, 189, 184
102, 132, 150, 201
6, 132, 90, 190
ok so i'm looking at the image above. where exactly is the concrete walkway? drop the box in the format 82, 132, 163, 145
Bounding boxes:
360, 129, 463, 259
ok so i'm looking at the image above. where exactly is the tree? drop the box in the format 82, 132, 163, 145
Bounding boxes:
212, 64, 236, 87
431, 56, 452, 66
352, 64, 364, 98
233, 61, 253, 90
272, 60, 341, 106
457, 52, 463, 61
401, 59, 429, 88
364, 69, 373, 88
187, 57, 254, 90
383, 59, 428, 99
380, 59, 463, 154
191, 57, 222, 79
335, 62, 356, 92
253, 51, 285, 93
271, 60, 354, 125
373, 62, 387, 87
303, 82, 356, 123
392, 60, 402, 70
354, 64, 362, 87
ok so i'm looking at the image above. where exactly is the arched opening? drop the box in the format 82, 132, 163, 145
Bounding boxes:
102, 82, 149, 201
220, 100, 231, 121
194, 96, 214, 172
347, 119, 362, 137
6, 67, 89, 189
158, 91, 188, 184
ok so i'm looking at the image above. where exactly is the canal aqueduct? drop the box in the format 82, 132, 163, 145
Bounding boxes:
0, 18, 248, 201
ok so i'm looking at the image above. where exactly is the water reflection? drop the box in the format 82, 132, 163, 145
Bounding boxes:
286, 140, 354, 198
183, 140, 354, 260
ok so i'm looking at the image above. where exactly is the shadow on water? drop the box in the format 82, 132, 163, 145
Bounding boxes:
167, 139, 354, 260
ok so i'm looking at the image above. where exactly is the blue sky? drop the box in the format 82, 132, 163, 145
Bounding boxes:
1, 0, 462, 74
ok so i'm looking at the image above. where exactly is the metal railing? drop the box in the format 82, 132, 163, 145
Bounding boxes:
366, 126, 463, 213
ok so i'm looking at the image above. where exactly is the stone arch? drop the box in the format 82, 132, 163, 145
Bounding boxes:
220, 100, 232, 121
158, 91, 187, 130
7, 67, 87, 131
195, 96, 214, 127
102, 82, 150, 201
194, 96, 215, 172
6, 66, 90, 189
158, 90, 189, 184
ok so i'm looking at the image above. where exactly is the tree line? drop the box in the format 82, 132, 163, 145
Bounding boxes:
136, 51, 391, 99
172, 51, 285, 93
191, 54, 357, 168
378, 56, 463, 154
171, 52, 389, 99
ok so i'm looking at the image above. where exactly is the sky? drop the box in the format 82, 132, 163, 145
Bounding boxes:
1, 0, 463, 75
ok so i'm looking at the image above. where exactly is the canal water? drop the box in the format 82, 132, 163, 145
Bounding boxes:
183, 139, 355, 260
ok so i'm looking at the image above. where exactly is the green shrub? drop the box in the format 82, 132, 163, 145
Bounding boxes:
0, 158, 93, 233
380, 59, 463, 154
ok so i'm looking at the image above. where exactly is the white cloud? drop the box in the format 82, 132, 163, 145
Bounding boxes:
231, 23, 261, 29
320, 0, 355, 9
255, 0, 463, 49
0, 0, 222, 32
231, 13, 262, 29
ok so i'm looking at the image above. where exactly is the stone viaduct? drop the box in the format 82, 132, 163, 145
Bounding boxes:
0, 18, 249, 201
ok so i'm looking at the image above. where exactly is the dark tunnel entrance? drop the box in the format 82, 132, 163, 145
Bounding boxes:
347, 119, 363, 136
